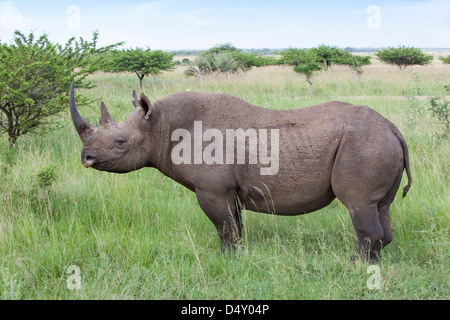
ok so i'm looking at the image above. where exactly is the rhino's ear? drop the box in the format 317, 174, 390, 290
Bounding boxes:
139, 93, 152, 120
132, 91, 152, 120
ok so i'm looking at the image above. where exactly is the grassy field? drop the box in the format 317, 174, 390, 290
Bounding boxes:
0, 58, 449, 300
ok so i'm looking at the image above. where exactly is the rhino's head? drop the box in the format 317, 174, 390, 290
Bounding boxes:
69, 82, 153, 173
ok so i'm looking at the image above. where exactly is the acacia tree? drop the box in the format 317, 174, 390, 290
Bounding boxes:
376, 46, 433, 70
103, 48, 176, 89
311, 45, 371, 74
293, 62, 323, 91
280, 48, 324, 91
0, 30, 120, 148
311, 45, 349, 69
332, 53, 372, 75
347, 55, 371, 75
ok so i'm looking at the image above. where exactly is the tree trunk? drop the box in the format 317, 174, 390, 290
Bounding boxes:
135, 72, 146, 90
8, 136, 16, 149
306, 77, 315, 94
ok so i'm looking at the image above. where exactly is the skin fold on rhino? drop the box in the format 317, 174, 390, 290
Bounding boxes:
69, 82, 411, 262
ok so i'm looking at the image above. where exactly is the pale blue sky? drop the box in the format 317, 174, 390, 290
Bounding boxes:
0, 0, 449, 49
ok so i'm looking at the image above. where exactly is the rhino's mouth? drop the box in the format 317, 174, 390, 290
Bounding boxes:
80, 148, 132, 173
81, 153, 127, 173
81, 153, 98, 169
83, 157, 96, 168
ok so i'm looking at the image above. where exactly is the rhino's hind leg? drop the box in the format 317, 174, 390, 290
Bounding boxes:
348, 204, 385, 262
195, 188, 241, 251
377, 204, 393, 251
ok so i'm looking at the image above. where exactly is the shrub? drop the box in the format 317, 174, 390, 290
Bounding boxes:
0, 30, 121, 148
186, 43, 278, 77
439, 55, 450, 64
333, 54, 372, 75
428, 84, 449, 135
376, 46, 433, 70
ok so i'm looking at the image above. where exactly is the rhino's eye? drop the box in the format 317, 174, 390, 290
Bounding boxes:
115, 138, 127, 149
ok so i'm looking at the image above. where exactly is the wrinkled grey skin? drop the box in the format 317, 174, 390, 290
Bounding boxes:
70, 82, 411, 262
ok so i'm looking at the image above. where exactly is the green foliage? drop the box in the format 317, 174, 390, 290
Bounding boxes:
190, 51, 240, 76
231, 52, 277, 71
202, 43, 239, 55
186, 43, 278, 77
311, 45, 349, 68
102, 48, 176, 89
348, 55, 372, 74
428, 84, 449, 135
280, 46, 371, 78
35, 164, 57, 191
293, 63, 323, 88
280, 48, 324, 90
279, 48, 320, 66
439, 55, 450, 64
29, 164, 58, 215
405, 73, 427, 130
376, 46, 433, 70
0, 136, 17, 179
0, 30, 121, 148
309, 45, 372, 74
334, 54, 372, 75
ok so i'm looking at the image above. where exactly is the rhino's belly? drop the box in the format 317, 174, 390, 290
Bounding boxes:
241, 179, 336, 216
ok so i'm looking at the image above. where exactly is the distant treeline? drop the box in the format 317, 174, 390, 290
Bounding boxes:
173, 48, 282, 56
172, 47, 450, 56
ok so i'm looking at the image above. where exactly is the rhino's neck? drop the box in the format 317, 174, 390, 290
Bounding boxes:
143, 98, 196, 191
144, 104, 169, 170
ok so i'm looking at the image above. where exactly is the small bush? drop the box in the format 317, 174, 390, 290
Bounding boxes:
439, 55, 450, 64
185, 52, 240, 77
35, 165, 57, 192
30, 164, 58, 214
186, 43, 279, 77
376, 46, 433, 70
428, 84, 450, 136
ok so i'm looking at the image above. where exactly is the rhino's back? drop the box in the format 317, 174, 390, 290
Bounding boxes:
154, 92, 398, 215
156, 91, 385, 130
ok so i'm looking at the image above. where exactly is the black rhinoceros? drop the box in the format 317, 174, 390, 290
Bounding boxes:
70, 82, 411, 262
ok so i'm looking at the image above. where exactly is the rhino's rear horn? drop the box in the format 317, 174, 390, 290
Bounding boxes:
99, 101, 116, 128
69, 82, 95, 142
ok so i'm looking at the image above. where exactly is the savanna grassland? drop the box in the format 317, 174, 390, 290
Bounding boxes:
0, 54, 449, 300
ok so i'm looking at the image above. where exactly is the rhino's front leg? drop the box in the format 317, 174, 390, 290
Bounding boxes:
195, 188, 241, 251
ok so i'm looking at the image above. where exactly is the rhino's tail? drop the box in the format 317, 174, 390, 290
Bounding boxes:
390, 124, 412, 198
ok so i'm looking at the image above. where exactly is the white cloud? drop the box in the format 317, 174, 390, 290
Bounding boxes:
0, 1, 34, 42
89, 1, 222, 49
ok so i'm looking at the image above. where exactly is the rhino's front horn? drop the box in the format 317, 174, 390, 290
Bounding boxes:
69, 82, 95, 142
99, 101, 116, 128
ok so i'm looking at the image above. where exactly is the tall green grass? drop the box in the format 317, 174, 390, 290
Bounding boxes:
0, 62, 448, 299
